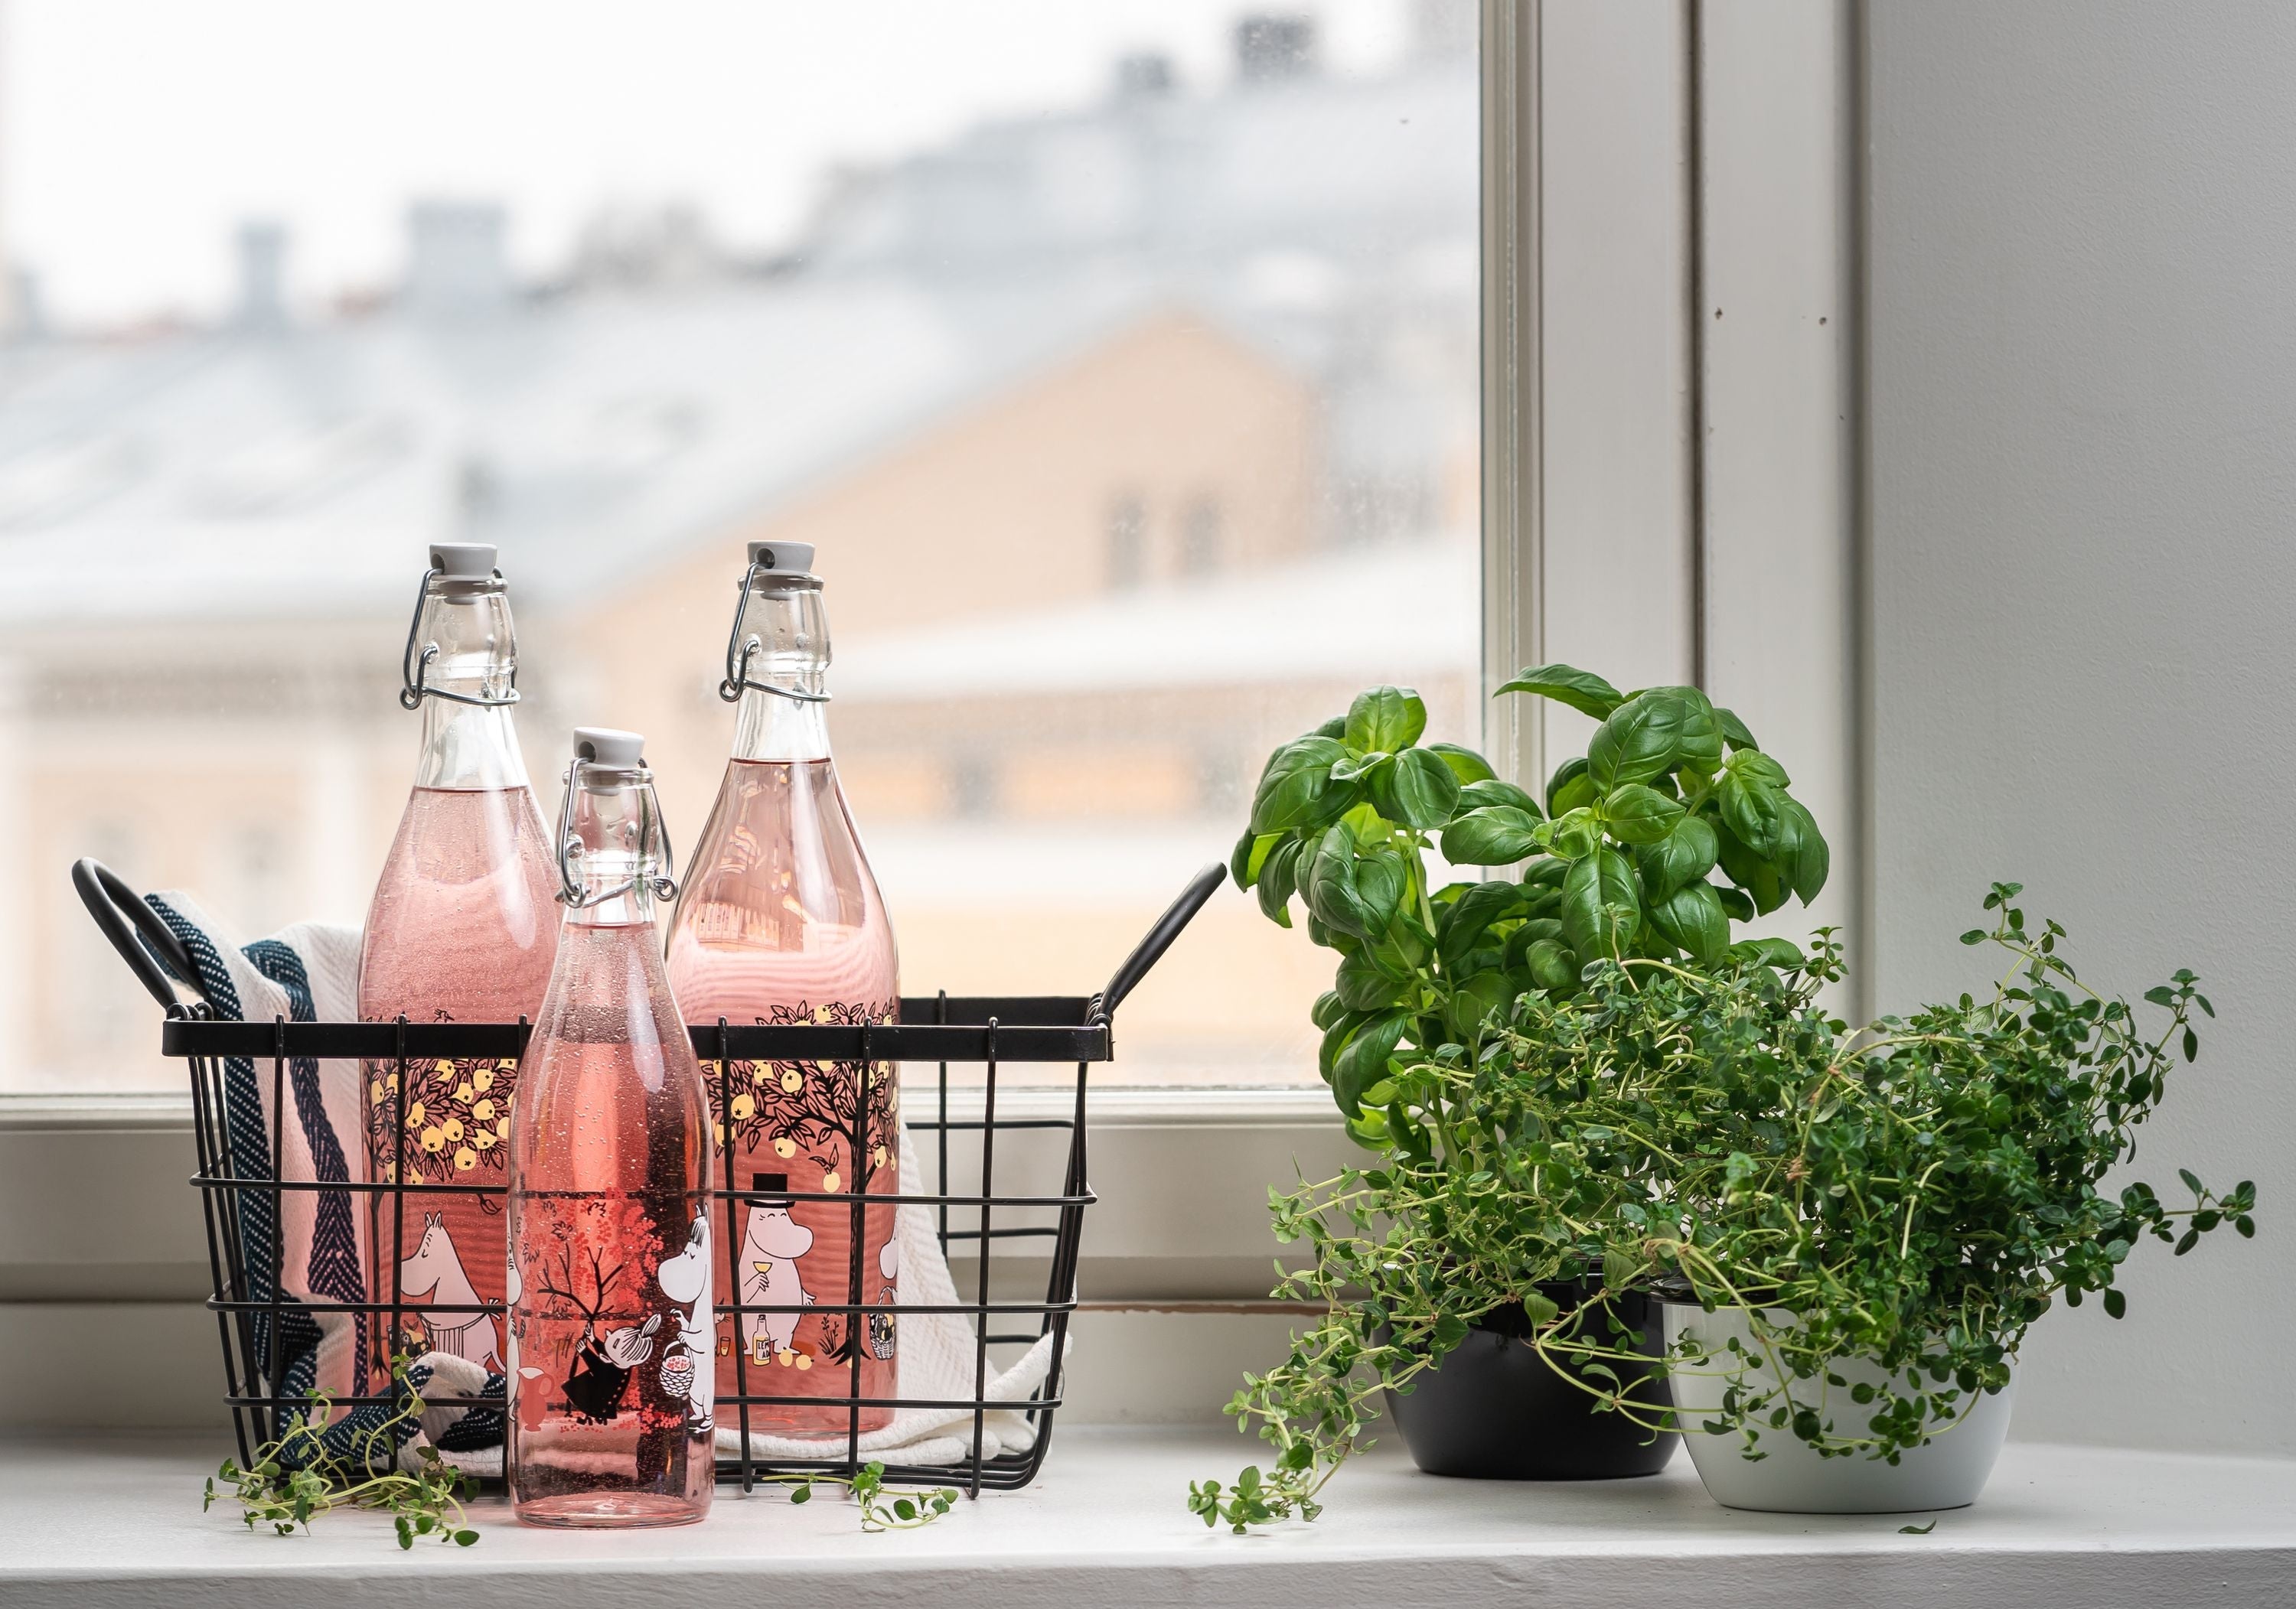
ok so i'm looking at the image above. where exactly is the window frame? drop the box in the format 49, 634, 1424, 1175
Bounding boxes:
0, 2, 1862, 1427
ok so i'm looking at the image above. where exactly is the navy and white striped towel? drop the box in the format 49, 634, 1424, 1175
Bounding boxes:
142, 893, 502, 1470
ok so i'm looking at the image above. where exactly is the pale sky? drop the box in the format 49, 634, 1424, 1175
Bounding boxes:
1, 0, 1416, 329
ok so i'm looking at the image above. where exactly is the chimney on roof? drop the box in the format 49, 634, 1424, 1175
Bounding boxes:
234, 220, 289, 331
1113, 50, 1175, 101
1235, 14, 1318, 83
405, 201, 512, 318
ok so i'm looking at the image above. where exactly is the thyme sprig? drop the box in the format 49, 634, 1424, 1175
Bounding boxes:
783, 1461, 960, 1530
204, 1358, 479, 1548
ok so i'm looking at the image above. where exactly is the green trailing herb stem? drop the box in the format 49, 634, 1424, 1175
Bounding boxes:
204, 1359, 480, 1549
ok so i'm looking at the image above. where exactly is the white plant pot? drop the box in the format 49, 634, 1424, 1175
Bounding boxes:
1662, 1303, 2014, 1513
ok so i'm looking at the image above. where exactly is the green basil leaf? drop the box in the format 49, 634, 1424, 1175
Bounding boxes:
1229, 828, 1270, 890
1329, 751, 1389, 783
1332, 1011, 1411, 1116
1714, 821, 1789, 916
1344, 686, 1427, 754
1727, 936, 1806, 969
1425, 742, 1497, 785
1458, 777, 1542, 816
1714, 884, 1756, 922
1336, 949, 1410, 1011
1440, 805, 1544, 865
1544, 806, 1602, 861
1715, 706, 1759, 751
1355, 845, 1407, 935
1309, 989, 1349, 1031
1248, 736, 1348, 833
1650, 880, 1730, 963
1546, 756, 1597, 817
1445, 972, 1517, 1040
1255, 838, 1303, 927
1588, 692, 1694, 792
1637, 813, 1719, 897
1504, 917, 1567, 972
1777, 796, 1830, 904
1317, 1011, 1371, 1083
1561, 846, 1641, 961
1370, 746, 1463, 830
1311, 715, 1349, 740
1523, 937, 1577, 994
1304, 831, 1373, 937
1602, 783, 1685, 845
1522, 857, 1569, 891
1437, 880, 1524, 969
1495, 663, 1626, 720
1724, 748, 1792, 788
1632, 686, 1726, 772
1717, 767, 1786, 858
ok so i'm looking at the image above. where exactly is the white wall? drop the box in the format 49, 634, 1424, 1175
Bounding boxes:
1865, 0, 2296, 1455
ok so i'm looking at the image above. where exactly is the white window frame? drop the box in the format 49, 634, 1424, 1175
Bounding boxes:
0, 1, 1860, 1428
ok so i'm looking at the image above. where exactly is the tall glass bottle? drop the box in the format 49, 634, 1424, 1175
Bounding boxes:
664, 541, 899, 1437
359, 543, 557, 1392
507, 728, 714, 1528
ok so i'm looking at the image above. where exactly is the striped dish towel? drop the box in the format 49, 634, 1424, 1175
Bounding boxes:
142, 894, 501, 1469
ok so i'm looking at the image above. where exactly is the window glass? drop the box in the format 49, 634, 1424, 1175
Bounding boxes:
10, 0, 1479, 1092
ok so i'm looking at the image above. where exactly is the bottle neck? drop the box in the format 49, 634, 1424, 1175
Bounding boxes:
562, 774, 669, 930
731, 689, 831, 763
410, 592, 529, 790
416, 701, 529, 790
727, 581, 833, 764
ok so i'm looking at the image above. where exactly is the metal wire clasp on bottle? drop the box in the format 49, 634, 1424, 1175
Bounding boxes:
553, 756, 680, 907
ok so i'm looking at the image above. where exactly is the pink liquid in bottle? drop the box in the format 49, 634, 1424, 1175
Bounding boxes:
508, 728, 713, 1528
665, 549, 899, 1439
358, 548, 557, 1395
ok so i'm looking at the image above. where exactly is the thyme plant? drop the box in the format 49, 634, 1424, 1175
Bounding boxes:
1191, 889, 2252, 1531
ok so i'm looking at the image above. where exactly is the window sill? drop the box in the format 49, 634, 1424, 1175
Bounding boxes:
5, 1429, 2291, 1608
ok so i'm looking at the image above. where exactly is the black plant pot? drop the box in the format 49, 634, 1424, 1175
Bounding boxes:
1381, 1282, 1678, 1480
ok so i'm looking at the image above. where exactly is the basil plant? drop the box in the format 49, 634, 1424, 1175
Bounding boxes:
1231, 666, 1830, 1142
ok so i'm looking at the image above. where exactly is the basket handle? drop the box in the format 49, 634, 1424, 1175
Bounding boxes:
1095, 861, 1225, 1023
71, 858, 201, 1011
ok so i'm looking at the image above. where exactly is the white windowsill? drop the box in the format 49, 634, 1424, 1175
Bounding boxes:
4, 1429, 2291, 1608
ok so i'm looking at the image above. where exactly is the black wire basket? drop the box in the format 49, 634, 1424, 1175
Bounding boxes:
74, 856, 1221, 1499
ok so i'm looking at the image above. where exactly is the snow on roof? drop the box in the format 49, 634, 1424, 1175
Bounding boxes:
0, 273, 1186, 628
834, 533, 1476, 702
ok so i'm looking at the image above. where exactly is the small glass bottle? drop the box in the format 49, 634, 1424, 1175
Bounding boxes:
359, 543, 557, 1392
664, 541, 900, 1438
507, 728, 714, 1528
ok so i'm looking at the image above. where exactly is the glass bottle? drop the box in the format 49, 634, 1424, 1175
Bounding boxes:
664, 541, 900, 1438
358, 543, 558, 1393
507, 728, 714, 1528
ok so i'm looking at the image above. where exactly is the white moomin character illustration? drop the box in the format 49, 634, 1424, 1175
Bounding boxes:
869, 1233, 899, 1360
654, 1214, 715, 1433
739, 1179, 815, 1367
506, 1245, 547, 1431
399, 1213, 501, 1371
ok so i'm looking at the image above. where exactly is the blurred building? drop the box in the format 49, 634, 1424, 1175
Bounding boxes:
7, 21, 1479, 1091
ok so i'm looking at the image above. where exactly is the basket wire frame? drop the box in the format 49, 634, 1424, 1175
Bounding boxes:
76, 856, 1221, 1502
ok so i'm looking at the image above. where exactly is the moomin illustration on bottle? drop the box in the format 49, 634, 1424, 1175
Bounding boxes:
507, 727, 714, 1528
358, 543, 557, 1389
664, 540, 902, 1437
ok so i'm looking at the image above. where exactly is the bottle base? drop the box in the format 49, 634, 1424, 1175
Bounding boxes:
514, 1492, 710, 1529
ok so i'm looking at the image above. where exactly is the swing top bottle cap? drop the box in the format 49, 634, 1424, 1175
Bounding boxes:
432, 539, 507, 597
572, 727, 647, 772
747, 539, 815, 578
429, 542, 499, 581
